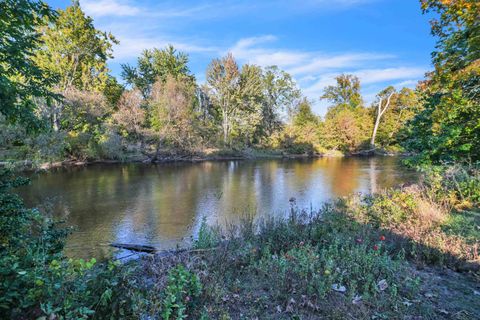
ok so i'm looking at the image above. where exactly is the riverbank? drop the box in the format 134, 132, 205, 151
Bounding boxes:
100, 165, 479, 319
0, 147, 407, 172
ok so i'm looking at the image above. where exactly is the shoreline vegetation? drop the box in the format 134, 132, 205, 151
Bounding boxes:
0, 147, 402, 172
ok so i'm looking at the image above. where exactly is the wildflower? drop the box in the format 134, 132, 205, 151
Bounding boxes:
373, 245, 379, 251
356, 238, 363, 244
324, 269, 331, 275
379, 235, 386, 241
377, 279, 388, 291
299, 241, 305, 246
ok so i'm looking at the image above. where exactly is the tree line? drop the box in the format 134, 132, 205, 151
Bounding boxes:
1, 0, 478, 165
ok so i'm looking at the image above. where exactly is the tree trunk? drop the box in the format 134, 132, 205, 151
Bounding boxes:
371, 113, 381, 147
52, 103, 60, 132
222, 108, 229, 146
370, 92, 394, 148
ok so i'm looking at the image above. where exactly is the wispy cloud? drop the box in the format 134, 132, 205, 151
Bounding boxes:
289, 53, 394, 75
304, 67, 427, 95
81, 0, 374, 19
355, 67, 426, 84
81, 0, 141, 17
229, 36, 395, 75
114, 37, 218, 61
81, 0, 224, 19
229, 36, 309, 67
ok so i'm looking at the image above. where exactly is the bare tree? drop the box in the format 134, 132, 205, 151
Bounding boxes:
112, 89, 146, 142
371, 90, 394, 148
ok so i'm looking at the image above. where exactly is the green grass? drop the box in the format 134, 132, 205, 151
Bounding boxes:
442, 209, 480, 244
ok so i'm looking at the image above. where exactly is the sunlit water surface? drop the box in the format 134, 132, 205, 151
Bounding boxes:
19, 157, 418, 259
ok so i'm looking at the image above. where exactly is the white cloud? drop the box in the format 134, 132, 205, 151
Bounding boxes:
394, 79, 419, 87
289, 53, 394, 75
229, 36, 309, 67
81, 0, 141, 17
304, 67, 426, 96
355, 67, 426, 84
229, 36, 397, 77
113, 37, 218, 61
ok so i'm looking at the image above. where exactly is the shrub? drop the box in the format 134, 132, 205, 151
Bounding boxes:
30, 131, 68, 162
0, 170, 136, 319
162, 265, 202, 320
193, 218, 221, 249
92, 130, 125, 160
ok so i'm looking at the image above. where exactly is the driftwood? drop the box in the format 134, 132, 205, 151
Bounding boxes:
110, 243, 157, 253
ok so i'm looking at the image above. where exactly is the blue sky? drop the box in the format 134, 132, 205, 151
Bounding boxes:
46, 0, 436, 115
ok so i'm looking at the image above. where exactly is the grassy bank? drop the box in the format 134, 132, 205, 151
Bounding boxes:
1, 165, 479, 319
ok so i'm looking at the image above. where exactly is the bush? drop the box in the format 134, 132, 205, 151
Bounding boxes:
30, 131, 68, 162
0, 170, 137, 319
91, 130, 125, 160
162, 265, 202, 320
194, 218, 221, 249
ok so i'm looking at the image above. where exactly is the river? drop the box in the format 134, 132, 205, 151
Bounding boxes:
19, 156, 418, 259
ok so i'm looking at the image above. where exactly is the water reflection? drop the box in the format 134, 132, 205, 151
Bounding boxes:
19, 157, 417, 259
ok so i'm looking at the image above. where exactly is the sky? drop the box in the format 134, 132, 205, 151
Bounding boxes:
46, 0, 436, 115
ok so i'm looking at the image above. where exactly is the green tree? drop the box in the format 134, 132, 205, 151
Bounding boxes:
0, 0, 55, 128
261, 66, 301, 136
122, 45, 193, 98
35, 1, 116, 92
149, 75, 202, 152
403, 0, 480, 163
103, 76, 124, 108
321, 107, 372, 152
293, 98, 319, 127
233, 64, 264, 145
34, 0, 117, 131
321, 74, 363, 111
206, 53, 241, 146
272, 99, 320, 154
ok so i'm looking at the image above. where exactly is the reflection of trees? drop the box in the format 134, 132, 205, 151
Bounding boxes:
316, 157, 361, 197
369, 157, 378, 194
18, 157, 417, 259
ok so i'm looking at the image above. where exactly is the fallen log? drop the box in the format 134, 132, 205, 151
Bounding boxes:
110, 243, 157, 253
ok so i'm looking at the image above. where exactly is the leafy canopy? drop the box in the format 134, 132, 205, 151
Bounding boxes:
122, 45, 194, 98
403, 0, 480, 163
34, 0, 118, 93
321, 74, 363, 111
0, 0, 55, 128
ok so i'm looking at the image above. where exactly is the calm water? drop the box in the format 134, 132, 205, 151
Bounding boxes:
19, 157, 417, 259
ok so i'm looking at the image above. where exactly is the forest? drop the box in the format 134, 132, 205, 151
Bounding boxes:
0, 0, 479, 319
0, 1, 453, 166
